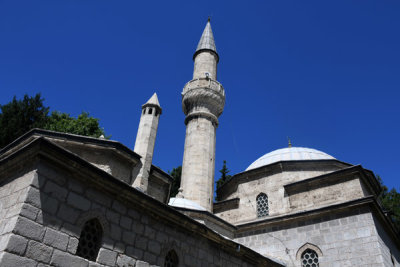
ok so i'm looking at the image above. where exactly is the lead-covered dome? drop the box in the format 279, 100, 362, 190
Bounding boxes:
246, 147, 335, 171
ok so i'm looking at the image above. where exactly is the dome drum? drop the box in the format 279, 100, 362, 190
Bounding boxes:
246, 147, 336, 171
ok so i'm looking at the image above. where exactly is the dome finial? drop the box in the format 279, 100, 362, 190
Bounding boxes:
287, 137, 292, 148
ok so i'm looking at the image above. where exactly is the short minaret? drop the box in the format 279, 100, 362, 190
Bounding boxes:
179, 19, 225, 211
133, 93, 162, 192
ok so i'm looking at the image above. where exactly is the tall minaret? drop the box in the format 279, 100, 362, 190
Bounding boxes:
133, 93, 162, 192
179, 19, 225, 211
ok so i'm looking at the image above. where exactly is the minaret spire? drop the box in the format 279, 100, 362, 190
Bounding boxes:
194, 19, 218, 62
179, 20, 225, 211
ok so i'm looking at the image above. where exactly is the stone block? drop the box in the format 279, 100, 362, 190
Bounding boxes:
4, 234, 28, 255
114, 242, 125, 253
120, 216, 132, 230
135, 235, 148, 250
43, 180, 68, 201
144, 225, 156, 239
86, 189, 112, 207
68, 180, 84, 194
60, 222, 81, 238
106, 209, 120, 224
97, 248, 118, 266
67, 192, 91, 211
20, 203, 39, 220
116, 254, 136, 267
57, 204, 80, 224
133, 221, 145, 235
127, 208, 140, 220
155, 231, 167, 243
148, 240, 161, 254
50, 249, 89, 267
5, 203, 23, 218
143, 252, 157, 264
0, 251, 37, 267
122, 231, 135, 244
110, 223, 122, 241
67, 237, 79, 254
2, 216, 18, 234
13, 216, 45, 241
43, 228, 69, 251
112, 201, 127, 214
136, 260, 150, 267
26, 240, 53, 263
126, 246, 144, 259
25, 187, 41, 208
41, 195, 59, 215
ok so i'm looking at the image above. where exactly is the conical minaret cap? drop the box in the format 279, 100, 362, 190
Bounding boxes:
142, 93, 162, 113
193, 19, 219, 61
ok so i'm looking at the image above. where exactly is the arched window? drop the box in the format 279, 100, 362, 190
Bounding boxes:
148, 108, 153, 115
256, 193, 269, 217
76, 218, 103, 261
164, 250, 179, 267
301, 249, 319, 267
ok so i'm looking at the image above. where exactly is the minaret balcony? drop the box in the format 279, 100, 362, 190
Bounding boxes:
182, 77, 225, 96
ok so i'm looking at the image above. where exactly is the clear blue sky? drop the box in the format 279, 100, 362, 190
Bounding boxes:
1, 1, 399, 190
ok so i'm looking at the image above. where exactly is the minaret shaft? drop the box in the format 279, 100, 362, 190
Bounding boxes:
133, 93, 161, 192
180, 20, 225, 212
193, 52, 218, 80
181, 117, 217, 211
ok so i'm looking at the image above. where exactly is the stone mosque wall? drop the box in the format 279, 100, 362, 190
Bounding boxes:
0, 160, 274, 267
234, 207, 400, 267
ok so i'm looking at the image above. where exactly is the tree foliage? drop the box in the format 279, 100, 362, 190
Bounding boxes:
0, 94, 49, 148
377, 175, 400, 232
168, 166, 181, 197
0, 94, 107, 149
46, 111, 106, 138
215, 160, 232, 201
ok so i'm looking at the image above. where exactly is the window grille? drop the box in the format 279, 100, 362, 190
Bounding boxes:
164, 250, 179, 267
256, 193, 269, 217
301, 249, 319, 267
76, 218, 103, 261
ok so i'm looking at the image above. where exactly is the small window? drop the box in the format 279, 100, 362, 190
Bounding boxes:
301, 249, 319, 267
164, 250, 178, 267
143, 109, 146, 115
76, 218, 103, 261
148, 108, 153, 115
256, 193, 269, 217
155, 109, 158, 116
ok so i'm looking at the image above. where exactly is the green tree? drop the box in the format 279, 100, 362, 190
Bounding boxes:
0, 94, 108, 149
377, 175, 400, 232
0, 94, 49, 148
46, 111, 106, 138
215, 160, 232, 201
168, 166, 181, 197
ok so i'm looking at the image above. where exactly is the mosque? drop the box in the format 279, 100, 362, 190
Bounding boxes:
0, 20, 399, 267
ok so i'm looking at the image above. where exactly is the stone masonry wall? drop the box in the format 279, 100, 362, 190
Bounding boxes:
374, 215, 400, 266
216, 169, 336, 224
288, 177, 365, 212
1, 160, 259, 267
0, 169, 39, 265
235, 207, 392, 267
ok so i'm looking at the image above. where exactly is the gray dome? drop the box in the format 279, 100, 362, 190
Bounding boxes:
246, 147, 335, 171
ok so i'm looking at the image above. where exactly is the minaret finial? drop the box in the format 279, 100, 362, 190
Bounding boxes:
288, 137, 292, 148
208, 16, 211, 22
